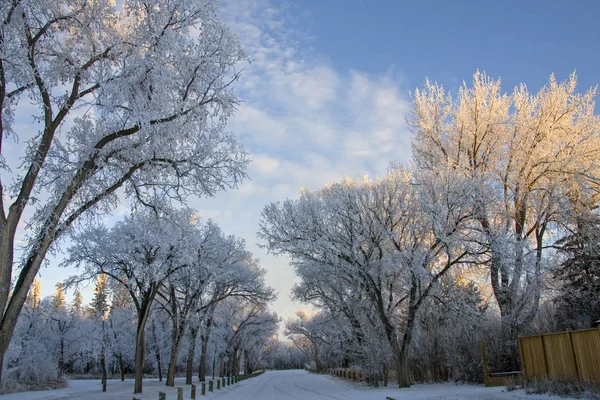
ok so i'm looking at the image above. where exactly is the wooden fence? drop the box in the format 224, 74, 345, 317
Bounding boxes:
519, 326, 600, 382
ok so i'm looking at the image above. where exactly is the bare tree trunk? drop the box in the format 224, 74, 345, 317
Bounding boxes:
186, 326, 197, 384
100, 349, 107, 392
151, 319, 163, 382
166, 325, 186, 387
58, 336, 65, 379
313, 344, 323, 372
232, 348, 239, 376
244, 349, 250, 374
133, 291, 158, 395
118, 354, 125, 381
198, 317, 213, 381
134, 327, 146, 394
382, 363, 388, 387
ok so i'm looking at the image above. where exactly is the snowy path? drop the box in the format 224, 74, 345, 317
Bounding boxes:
208, 370, 568, 400
0, 370, 573, 400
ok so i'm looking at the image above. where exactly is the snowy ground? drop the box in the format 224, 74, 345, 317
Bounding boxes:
0, 370, 574, 400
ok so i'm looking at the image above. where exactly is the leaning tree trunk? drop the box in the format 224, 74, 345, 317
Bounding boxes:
186, 326, 198, 384
166, 323, 187, 387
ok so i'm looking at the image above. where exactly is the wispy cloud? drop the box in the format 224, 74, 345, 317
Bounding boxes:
10, 0, 412, 325
188, 0, 413, 327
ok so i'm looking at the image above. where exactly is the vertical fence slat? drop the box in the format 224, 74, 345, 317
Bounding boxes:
519, 327, 600, 382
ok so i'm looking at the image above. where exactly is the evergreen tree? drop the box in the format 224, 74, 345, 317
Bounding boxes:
71, 290, 84, 316
554, 212, 600, 329
89, 274, 110, 319
53, 282, 66, 309
26, 278, 41, 309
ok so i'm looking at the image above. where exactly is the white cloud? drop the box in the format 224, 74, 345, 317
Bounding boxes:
189, 0, 415, 329
15, 0, 414, 331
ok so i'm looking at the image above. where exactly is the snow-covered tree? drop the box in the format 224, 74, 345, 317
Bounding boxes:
25, 279, 41, 310
216, 299, 278, 376
0, 0, 248, 384
64, 209, 201, 393
285, 311, 333, 372
409, 71, 600, 368
53, 283, 66, 310
89, 274, 109, 320
70, 290, 84, 317
260, 168, 476, 387
553, 210, 600, 329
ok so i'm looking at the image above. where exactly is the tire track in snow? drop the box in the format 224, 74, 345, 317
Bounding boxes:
273, 383, 303, 399
291, 376, 351, 400
252, 375, 276, 399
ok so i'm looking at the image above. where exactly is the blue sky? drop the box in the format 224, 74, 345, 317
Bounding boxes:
29, 0, 600, 331
294, 0, 600, 92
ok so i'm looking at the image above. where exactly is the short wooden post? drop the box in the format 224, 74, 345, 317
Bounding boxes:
208, 380, 213, 392
191, 384, 196, 399
227, 376, 230, 386
222, 377, 225, 387
158, 392, 166, 400
133, 398, 141, 400
217, 379, 220, 390
481, 340, 489, 387
177, 387, 183, 400
201, 382, 206, 395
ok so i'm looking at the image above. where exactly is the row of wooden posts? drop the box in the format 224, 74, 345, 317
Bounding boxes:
329, 368, 361, 382
133, 372, 264, 400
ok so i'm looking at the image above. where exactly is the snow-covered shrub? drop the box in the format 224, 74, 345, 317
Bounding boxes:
4, 339, 57, 384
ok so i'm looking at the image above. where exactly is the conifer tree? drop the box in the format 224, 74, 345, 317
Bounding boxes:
89, 275, 110, 320
53, 282, 66, 309
26, 278, 41, 309
71, 290, 84, 316
554, 212, 600, 329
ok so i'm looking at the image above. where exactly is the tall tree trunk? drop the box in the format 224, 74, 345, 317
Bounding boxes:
58, 336, 65, 379
232, 348, 238, 376
151, 320, 163, 383
244, 349, 250, 374
395, 350, 410, 388
0, 230, 50, 387
134, 328, 146, 394
100, 334, 107, 393
313, 343, 322, 372
134, 292, 156, 394
118, 354, 125, 381
198, 317, 213, 381
186, 327, 198, 384
166, 324, 187, 387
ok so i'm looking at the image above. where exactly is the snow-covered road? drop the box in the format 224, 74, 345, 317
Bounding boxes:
0, 370, 573, 399
209, 370, 565, 400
